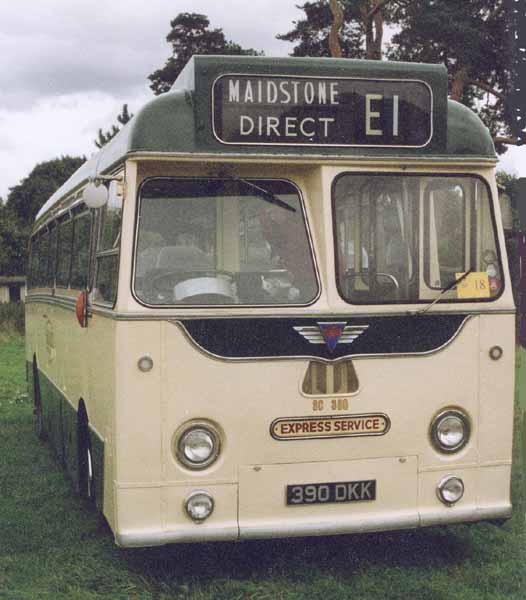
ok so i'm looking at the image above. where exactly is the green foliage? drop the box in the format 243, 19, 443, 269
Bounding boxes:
497, 170, 520, 230
0, 156, 84, 276
0, 205, 28, 276
95, 104, 133, 149
148, 13, 263, 95
388, 0, 513, 153
6, 156, 85, 230
277, 1, 404, 59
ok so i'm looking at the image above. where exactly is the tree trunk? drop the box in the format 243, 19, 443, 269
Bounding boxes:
363, 0, 384, 60
371, 4, 383, 60
329, 0, 344, 58
451, 67, 468, 102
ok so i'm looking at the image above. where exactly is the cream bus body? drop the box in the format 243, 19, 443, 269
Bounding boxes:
25, 56, 516, 547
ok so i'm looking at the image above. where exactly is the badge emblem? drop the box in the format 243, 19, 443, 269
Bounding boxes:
293, 322, 369, 352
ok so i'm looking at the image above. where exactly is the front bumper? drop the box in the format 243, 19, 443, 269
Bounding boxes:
113, 459, 512, 547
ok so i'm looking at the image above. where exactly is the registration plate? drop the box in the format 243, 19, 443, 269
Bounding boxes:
286, 480, 376, 505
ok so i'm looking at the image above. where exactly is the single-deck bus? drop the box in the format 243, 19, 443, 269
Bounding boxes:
26, 56, 517, 547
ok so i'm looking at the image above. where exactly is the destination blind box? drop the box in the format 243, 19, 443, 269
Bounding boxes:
212, 74, 433, 148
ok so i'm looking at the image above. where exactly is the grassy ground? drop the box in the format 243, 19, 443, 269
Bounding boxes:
0, 336, 525, 600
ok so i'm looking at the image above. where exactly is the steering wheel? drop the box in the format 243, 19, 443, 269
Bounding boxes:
143, 269, 235, 303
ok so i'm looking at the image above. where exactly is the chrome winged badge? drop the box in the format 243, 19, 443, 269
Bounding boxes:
293, 322, 369, 352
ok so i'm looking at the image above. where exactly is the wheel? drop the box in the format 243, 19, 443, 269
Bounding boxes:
32, 357, 45, 440
77, 403, 95, 505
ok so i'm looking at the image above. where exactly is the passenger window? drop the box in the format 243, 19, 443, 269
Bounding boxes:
48, 225, 58, 287
28, 237, 39, 289
94, 255, 119, 304
93, 181, 122, 305
38, 232, 49, 288
99, 186, 122, 251
56, 218, 73, 288
70, 212, 92, 289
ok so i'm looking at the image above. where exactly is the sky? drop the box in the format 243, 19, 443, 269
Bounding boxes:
0, 0, 524, 201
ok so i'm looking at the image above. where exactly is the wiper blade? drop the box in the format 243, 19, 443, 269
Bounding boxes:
413, 268, 474, 316
234, 178, 296, 213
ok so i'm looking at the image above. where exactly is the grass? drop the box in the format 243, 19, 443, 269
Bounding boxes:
0, 336, 525, 599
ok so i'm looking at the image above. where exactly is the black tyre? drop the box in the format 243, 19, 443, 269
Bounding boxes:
32, 357, 45, 440
77, 402, 95, 504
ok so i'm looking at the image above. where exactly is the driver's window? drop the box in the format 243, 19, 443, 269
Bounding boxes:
134, 178, 319, 306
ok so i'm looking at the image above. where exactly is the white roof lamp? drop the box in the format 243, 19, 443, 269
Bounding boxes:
82, 175, 122, 209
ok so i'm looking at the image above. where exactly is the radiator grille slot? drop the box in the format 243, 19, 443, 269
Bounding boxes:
302, 361, 359, 395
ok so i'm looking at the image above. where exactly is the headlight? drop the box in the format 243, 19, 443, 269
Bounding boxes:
437, 476, 464, 505
185, 491, 214, 522
176, 424, 220, 469
430, 409, 470, 453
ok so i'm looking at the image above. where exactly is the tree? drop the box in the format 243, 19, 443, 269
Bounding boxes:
277, 1, 406, 60
148, 13, 262, 95
95, 104, 133, 149
0, 156, 85, 275
0, 205, 27, 276
277, 1, 364, 58
388, 0, 515, 153
6, 156, 85, 230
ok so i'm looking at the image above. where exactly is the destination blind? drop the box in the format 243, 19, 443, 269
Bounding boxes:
212, 74, 432, 147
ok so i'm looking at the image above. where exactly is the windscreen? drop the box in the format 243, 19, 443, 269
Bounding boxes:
134, 178, 318, 306
333, 174, 502, 304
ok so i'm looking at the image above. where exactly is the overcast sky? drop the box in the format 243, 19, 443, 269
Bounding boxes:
0, 0, 524, 200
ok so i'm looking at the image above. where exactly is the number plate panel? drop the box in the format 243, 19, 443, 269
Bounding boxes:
286, 480, 376, 506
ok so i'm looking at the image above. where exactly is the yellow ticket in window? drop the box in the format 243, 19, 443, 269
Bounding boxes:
455, 272, 490, 299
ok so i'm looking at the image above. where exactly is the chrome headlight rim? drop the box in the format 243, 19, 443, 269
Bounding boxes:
430, 408, 470, 454
184, 490, 215, 522
175, 422, 221, 470
436, 475, 465, 506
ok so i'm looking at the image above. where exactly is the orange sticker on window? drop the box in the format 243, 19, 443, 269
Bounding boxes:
455, 272, 490, 299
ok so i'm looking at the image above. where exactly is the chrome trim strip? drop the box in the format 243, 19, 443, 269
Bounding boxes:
24, 295, 517, 321
26, 294, 76, 311
173, 315, 472, 363
128, 151, 498, 166
113, 502, 512, 547
240, 511, 418, 540
419, 504, 512, 527
115, 525, 239, 548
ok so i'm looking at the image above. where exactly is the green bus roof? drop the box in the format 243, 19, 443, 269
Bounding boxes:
36, 56, 496, 223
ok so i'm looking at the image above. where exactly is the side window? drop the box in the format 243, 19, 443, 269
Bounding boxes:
99, 188, 122, 251
38, 232, 49, 288
28, 237, 39, 289
48, 225, 58, 287
56, 218, 73, 287
93, 183, 122, 305
70, 212, 92, 289
94, 255, 119, 304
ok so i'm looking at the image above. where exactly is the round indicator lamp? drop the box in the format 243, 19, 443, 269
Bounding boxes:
137, 355, 154, 372
185, 491, 214, 522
